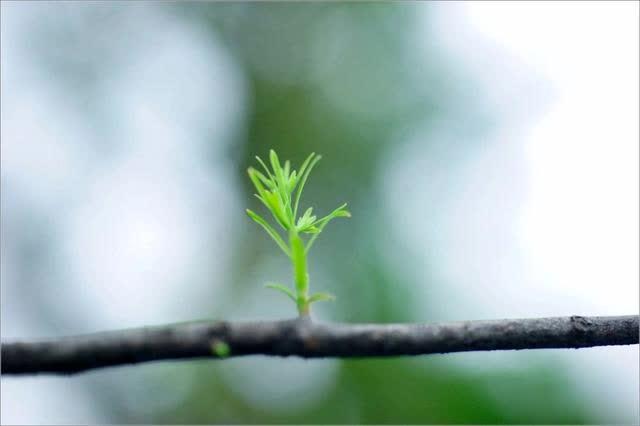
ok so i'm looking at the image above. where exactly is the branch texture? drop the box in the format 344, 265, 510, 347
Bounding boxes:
2, 315, 638, 375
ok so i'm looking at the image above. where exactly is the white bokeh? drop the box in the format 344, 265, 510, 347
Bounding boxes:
386, 1, 638, 422
1, 2, 245, 423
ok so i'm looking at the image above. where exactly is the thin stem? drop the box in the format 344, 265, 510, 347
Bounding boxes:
290, 229, 310, 316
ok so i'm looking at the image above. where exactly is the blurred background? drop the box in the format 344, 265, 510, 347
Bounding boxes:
1, 1, 638, 424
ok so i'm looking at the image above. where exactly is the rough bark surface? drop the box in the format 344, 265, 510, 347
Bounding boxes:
2, 315, 638, 375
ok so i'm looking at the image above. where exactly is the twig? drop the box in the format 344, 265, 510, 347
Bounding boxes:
2, 315, 637, 375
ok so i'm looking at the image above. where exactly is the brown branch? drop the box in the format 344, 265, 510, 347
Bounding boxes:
1, 315, 638, 375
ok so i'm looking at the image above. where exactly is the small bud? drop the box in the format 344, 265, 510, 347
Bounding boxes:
211, 340, 231, 358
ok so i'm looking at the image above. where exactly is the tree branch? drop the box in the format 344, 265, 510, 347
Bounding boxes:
2, 315, 637, 375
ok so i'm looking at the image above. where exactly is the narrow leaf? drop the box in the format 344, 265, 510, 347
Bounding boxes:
301, 226, 320, 234
264, 191, 290, 229
293, 154, 321, 218
290, 152, 314, 197
288, 170, 298, 193
305, 203, 350, 253
246, 209, 290, 257
253, 193, 271, 211
247, 168, 267, 198
255, 156, 274, 181
314, 203, 350, 226
251, 168, 276, 190
284, 160, 291, 180
264, 282, 297, 302
308, 292, 336, 304
269, 150, 291, 212
296, 152, 316, 184
269, 149, 284, 186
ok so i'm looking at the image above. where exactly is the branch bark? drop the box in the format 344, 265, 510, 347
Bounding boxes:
2, 315, 638, 375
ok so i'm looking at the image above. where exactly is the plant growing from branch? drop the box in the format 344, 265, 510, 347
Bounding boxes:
246, 150, 350, 317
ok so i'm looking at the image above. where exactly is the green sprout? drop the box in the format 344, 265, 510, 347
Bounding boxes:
246, 150, 350, 317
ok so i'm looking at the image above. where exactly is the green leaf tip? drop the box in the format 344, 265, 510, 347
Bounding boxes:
246, 150, 350, 316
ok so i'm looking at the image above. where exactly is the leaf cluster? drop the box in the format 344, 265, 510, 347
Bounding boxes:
246, 150, 350, 258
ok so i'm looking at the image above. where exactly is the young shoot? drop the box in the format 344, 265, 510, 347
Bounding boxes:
246, 150, 350, 317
